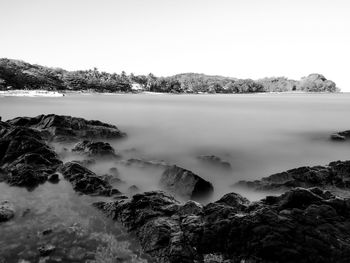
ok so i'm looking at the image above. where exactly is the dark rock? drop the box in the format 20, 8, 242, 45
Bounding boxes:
235, 160, 350, 193
0, 201, 15, 222
197, 155, 231, 170
95, 188, 350, 263
59, 162, 120, 196
7, 114, 126, 142
48, 173, 59, 183
38, 244, 55, 256
331, 133, 346, 141
160, 165, 213, 200
71, 159, 96, 167
42, 228, 53, 235
94, 191, 200, 262
215, 192, 250, 211
72, 140, 118, 157
0, 122, 62, 188
177, 200, 203, 216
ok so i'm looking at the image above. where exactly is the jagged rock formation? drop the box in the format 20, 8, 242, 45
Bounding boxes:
95, 187, 350, 263
72, 140, 118, 157
59, 162, 120, 196
235, 160, 350, 192
0, 121, 62, 189
6, 114, 126, 142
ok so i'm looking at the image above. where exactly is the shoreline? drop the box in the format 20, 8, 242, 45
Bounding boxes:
0, 89, 344, 97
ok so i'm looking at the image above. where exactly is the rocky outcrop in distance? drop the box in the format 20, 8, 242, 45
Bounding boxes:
331, 130, 350, 141
235, 160, 350, 192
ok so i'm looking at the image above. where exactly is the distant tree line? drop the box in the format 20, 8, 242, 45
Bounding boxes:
0, 58, 339, 93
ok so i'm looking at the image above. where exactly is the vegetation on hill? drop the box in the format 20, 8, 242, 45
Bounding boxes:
0, 58, 339, 93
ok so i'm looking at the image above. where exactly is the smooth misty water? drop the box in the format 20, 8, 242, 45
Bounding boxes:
2, 93, 350, 199
1, 93, 350, 261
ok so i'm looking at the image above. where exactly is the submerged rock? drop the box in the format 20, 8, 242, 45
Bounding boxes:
197, 155, 231, 170
331, 133, 347, 141
235, 160, 350, 193
95, 188, 350, 263
6, 114, 126, 142
59, 162, 120, 196
121, 158, 168, 168
0, 201, 15, 222
47, 173, 59, 183
160, 165, 213, 200
72, 140, 118, 157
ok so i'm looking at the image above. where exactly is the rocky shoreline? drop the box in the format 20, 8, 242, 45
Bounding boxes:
1, 114, 350, 262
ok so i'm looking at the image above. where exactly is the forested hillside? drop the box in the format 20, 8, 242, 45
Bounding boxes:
0, 58, 339, 93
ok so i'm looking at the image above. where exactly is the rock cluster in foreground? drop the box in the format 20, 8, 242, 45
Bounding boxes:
95, 187, 350, 263
3, 113, 350, 263
0, 114, 125, 191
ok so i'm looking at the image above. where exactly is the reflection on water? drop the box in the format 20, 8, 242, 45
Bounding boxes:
0, 180, 150, 262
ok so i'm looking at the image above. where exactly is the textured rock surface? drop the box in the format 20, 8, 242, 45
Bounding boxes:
95, 188, 350, 263
72, 140, 118, 157
0, 121, 62, 188
160, 165, 213, 200
6, 114, 126, 142
235, 160, 350, 192
59, 162, 120, 196
0, 201, 15, 222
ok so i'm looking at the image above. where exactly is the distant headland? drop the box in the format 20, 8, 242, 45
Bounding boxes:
0, 58, 339, 94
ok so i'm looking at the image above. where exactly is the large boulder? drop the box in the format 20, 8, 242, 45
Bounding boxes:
160, 165, 213, 200
6, 114, 126, 142
95, 188, 350, 263
59, 162, 120, 196
0, 201, 15, 222
0, 122, 62, 189
235, 160, 350, 193
72, 140, 118, 157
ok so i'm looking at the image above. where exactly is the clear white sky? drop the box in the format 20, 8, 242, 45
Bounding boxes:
0, 0, 349, 90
